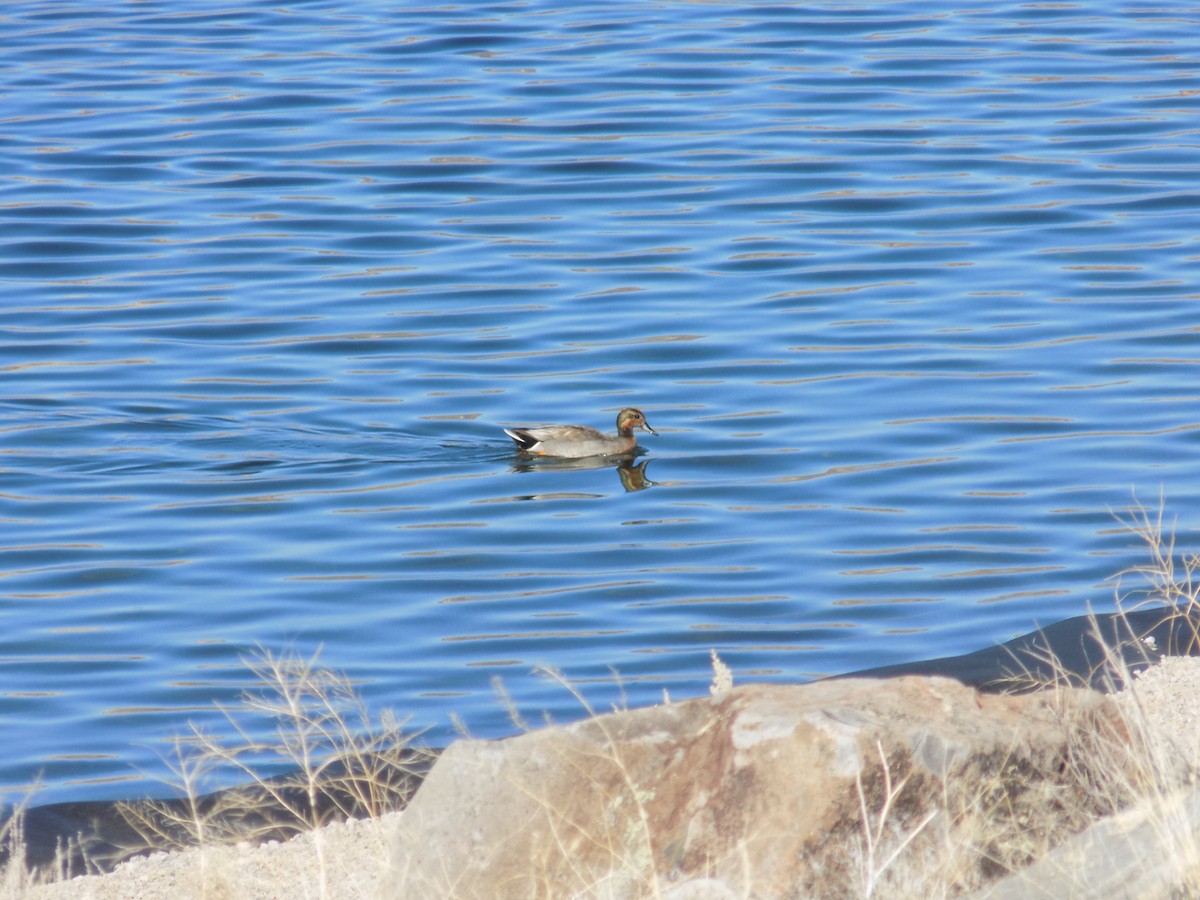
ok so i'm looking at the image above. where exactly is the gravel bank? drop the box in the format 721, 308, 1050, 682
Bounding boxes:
27, 811, 404, 900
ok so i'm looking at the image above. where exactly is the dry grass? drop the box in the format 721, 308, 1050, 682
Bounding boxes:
824, 722, 1104, 900
851, 741, 938, 898
1110, 492, 1200, 615
0, 801, 33, 899
116, 648, 429, 872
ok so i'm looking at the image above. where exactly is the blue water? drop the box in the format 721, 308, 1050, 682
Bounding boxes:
3, 1, 1200, 804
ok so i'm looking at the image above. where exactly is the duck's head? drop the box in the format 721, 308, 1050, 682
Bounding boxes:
616, 408, 657, 436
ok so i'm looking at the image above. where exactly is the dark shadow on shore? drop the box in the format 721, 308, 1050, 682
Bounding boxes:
839, 605, 1200, 692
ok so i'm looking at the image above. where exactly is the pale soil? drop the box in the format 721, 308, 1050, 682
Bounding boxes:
1121, 653, 1200, 746
21, 657, 1200, 900
24, 812, 405, 900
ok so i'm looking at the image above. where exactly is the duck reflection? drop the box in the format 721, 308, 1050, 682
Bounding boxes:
510, 455, 654, 492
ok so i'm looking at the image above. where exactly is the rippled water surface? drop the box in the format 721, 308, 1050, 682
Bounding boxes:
4, 1, 1200, 802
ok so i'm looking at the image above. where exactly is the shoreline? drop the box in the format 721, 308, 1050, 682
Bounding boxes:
9, 605, 1200, 898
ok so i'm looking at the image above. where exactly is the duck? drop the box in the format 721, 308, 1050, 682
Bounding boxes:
504, 408, 657, 459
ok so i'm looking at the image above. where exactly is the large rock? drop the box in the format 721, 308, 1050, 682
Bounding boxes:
385, 677, 1111, 899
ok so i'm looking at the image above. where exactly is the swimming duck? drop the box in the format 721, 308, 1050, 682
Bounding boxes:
504, 408, 657, 459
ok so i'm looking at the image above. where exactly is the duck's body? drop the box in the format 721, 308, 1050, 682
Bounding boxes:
505, 408, 656, 459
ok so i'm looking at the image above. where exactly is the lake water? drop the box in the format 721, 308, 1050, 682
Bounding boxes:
4, 0, 1200, 804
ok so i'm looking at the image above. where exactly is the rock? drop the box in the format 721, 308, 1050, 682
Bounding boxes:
965, 787, 1200, 900
384, 676, 1111, 899
661, 878, 742, 899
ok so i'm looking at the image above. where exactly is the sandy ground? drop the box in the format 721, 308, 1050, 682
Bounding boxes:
1121, 653, 1200, 742
21, 657, 1200, 900
25, 811, 405, 900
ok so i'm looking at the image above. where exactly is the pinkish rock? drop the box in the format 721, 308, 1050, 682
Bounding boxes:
385, 676, 1111, 898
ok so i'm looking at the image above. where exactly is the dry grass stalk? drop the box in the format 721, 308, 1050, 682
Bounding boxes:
530, 665, 666, 899
1111, 491, 1200, 614
852, 741, 938, 898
